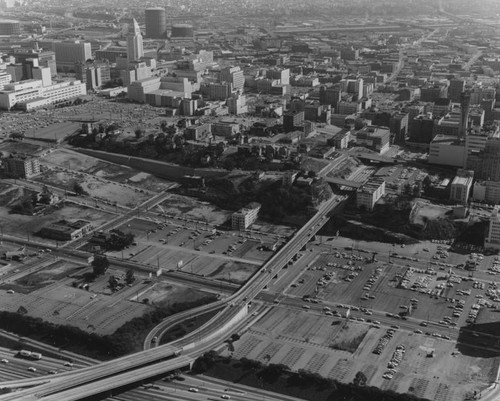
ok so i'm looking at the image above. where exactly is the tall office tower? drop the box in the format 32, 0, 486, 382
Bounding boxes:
409, 114, 435, 144
283, 111, 304, 133
145, 8, 166, 39
47, 41, 92, 72
319, 86, 341, 108
459, 91, 471, 138
449, 79, 465, 103
127, 19, 144, 63
0, 20, 20, 35
340, 78, 363, 99
266, 68, 290, 85
481, 138, 500, 182
11, 48, 57, 77
219, 66, 245, 90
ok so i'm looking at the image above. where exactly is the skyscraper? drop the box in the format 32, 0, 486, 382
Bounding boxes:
459, 91, 471, 138
127, 19, 144, 63
145, 8, 166, 39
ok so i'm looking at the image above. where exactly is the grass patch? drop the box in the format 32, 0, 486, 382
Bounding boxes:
330, 331, 367, 353
159, 309, 221, 344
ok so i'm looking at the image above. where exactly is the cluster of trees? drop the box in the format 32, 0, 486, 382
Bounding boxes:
192, 353, 429, 401
10, 186, 57, 215
10, 195, 35, 215
70, 122, 226, 169
91, 255, 109, 277
257, 177, 332, 223
108, 270, 135, 292
103, 229, 135, 251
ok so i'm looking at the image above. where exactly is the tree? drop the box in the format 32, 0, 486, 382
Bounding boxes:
258, 363, 289, 383
91, 255, 109, 277
108, 275, 118, 291
125, 269, 135, 285
72, 181, 85, 196
353, 371, 367, 386
222, 157, 236, 171
134, 128, 144, 139
39, 185, 52, 204
11, 196, 34, 215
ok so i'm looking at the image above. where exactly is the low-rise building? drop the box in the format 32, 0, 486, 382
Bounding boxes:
231, 202, 261, 231
472, 180, 500, 204
356, 178, 385, 211
428, 135, 466, 167
307, 144, 335, 159
355, 126, 390, 154
0, 79, 86, 111
450, 169, 474, 205
39, 220, 93, 241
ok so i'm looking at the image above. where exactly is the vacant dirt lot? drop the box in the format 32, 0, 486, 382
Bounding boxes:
0, 260, 214, 335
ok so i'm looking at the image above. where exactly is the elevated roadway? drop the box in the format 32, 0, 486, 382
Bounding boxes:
324, 177, 363, 189
0, 195, 345, 400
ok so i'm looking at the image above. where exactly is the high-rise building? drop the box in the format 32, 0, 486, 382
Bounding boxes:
420, 84, 448, 102
41, 41, 92, 72
283, 111, 304, 133
389, 112, 409, 144
171, 24, 195, 38
219, 67, 245, 90
75, 61, 111, 90
319, 86, 341, 108
409, 114, 435, 144
266, 68, 290, 85
227, 94, 248, 115
0, 71, 11, 90
127, 19, 144, 63
340, 78, 363, 99
208, 82, 233, 101
480, 137, 500, 181
11, 48, 57, 77
145, 8, 166, 39
340, 47, 359, 61
485, 207, 500, 250
1, 154, 40, 178
449, 79, 465, 103
459, 91, 471, 138
0, 20, 20, 35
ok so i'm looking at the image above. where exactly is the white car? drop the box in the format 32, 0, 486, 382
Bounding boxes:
0, 359, 8, 364
27, 367, 37, 372
188, 388, 199, 393
221, 396, 231, 400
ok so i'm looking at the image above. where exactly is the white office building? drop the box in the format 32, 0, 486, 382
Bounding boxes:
356, 179, 385, 211
231, 202, 261, 230
485, 207, 500, 250
127, 19, 144, 63
0, 79, 86, 110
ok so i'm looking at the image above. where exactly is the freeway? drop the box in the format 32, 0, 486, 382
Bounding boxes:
0, 195, 345, 400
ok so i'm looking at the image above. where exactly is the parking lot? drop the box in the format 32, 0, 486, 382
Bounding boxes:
109, 218, 279, 283
231, 305, 496, 401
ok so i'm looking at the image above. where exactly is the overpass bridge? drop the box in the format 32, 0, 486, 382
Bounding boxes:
0, 195, 346, 401
324, 177, 363, 189
351, 152, 396, 164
